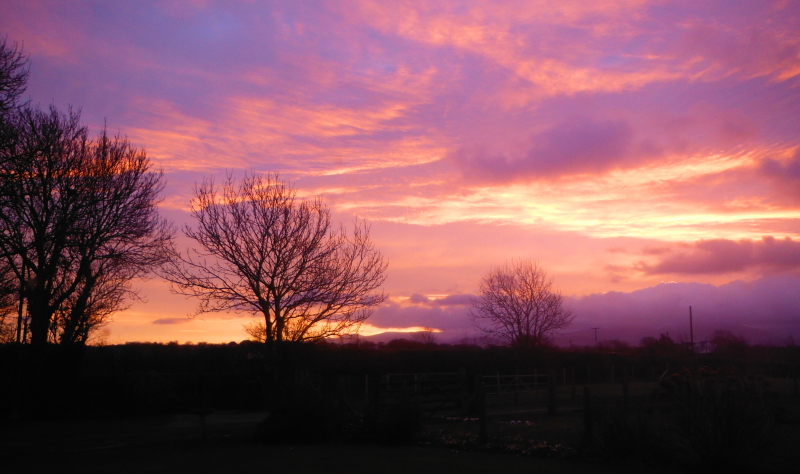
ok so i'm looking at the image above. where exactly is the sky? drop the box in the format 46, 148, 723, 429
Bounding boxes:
2, 0, 800, 346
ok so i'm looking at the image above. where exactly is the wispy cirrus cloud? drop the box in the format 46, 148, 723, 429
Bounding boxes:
152, 317, 192, 325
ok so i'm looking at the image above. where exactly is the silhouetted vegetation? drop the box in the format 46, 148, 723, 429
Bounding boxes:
472, 259, 573, 348
2, 334, 799, 472
0, 36, 28, 115
160, 172, 387, 356
594, 366, 792, 472
0, 40, 173, 347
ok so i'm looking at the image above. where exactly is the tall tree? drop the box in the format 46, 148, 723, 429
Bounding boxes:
162, 172, 387, 353
471, 259, 573, 348
0, 106, 172, 346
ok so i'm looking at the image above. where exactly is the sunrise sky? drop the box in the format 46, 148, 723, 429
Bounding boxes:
2, 1, 799, 345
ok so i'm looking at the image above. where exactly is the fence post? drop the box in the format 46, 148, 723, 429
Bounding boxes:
621, 367, 629, 413
547, 369, 557, 415
476, 375, 488, 445
571, 366, 576, 400
583, 385, 593, 446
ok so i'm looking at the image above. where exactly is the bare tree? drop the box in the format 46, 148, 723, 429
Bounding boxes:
0, 259, 17, 342
410, 327, 439, 345
0, 106, 173, 346
162, 172, 387, 353
471, 259, 573, 348
0, 36, 28, 115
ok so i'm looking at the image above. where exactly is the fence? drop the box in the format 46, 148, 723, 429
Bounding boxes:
374, 372, 472, 418
482, 372, 549, 408
373, 371, 559, 418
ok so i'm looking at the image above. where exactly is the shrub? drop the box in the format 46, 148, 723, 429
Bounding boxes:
595, 367, 783, 471
594, 402, 671, 467
657, 367, 779, 470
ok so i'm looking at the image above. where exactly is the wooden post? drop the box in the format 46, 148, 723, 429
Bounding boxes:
547, 369, 557, 415
689, 306, 694, 360
200, 412, 208, 443
571, 366, 576, 400
476, 375, 488, 445
583, 385, 593, 445
621, 367, 629, 413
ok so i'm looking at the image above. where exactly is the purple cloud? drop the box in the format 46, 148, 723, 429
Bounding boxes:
408, 293, 475, 306
369, 301, 473, 334
152, 317, 191, 325
453, 119, 633, 182
564, 274, 800, 345
760, 147, 800, 201
638, 237, 800, 275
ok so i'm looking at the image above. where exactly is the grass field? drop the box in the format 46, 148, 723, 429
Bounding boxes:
3, 377, 798, 473
1, 413, 674, 474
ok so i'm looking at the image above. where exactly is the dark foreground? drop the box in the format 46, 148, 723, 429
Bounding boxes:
2, 411, 676, 474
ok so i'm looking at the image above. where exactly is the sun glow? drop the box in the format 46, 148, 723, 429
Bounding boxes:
318, 148, 796, 242
358, 324, 442, 336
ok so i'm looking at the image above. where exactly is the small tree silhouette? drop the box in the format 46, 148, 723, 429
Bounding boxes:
471, 259, 573, 348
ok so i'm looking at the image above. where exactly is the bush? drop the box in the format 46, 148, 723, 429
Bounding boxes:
372, 398, 423, 445
594, 402, 671, 467
119, 371, 181, 415
596, 367, 783, 471
657, 367, 779, 470
254, 388, 349, 444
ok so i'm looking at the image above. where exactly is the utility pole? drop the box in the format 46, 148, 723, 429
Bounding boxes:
689, 306, 694, 359
592, 327, 599, 349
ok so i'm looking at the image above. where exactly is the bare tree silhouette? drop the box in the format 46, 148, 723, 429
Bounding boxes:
410, 327, 439, 345
0, 106, 173, 346
471, 259, 573, 348
161, 172, 387, 354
